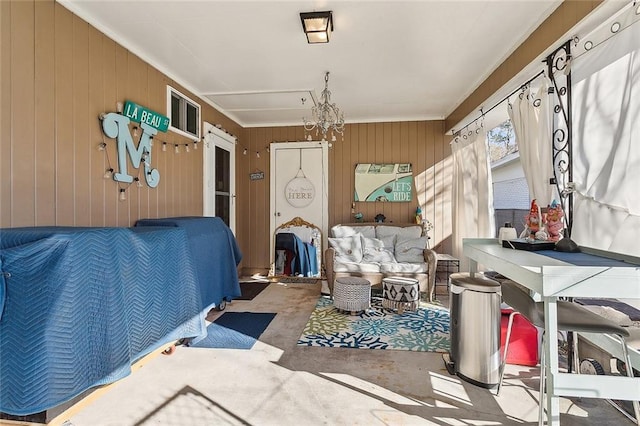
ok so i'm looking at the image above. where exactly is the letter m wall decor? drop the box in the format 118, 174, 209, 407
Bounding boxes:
100, 101, 168, 188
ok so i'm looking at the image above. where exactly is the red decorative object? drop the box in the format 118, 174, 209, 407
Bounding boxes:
525, 199, 541, 238
500, 308, 540, 366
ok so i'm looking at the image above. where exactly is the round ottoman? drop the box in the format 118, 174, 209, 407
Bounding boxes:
333, 277, 371, 314
382, 276, 420, 314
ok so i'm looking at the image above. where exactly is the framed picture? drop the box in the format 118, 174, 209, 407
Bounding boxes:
354, 163, 412, 202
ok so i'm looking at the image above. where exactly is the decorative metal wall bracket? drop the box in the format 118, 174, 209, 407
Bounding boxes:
544, 39, 575, 237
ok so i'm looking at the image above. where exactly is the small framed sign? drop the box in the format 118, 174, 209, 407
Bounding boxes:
250, 171, 265, 181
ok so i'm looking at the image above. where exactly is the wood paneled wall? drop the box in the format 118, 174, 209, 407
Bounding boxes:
238, 122, 451, 275
0, 0, 241, 230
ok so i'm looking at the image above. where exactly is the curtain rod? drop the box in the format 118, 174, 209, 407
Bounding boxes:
452, 69, 546, 135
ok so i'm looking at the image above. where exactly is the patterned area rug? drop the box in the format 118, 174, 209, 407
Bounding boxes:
298, 296, 450, 352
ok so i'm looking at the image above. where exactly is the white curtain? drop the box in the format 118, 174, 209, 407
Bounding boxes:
507, 79, 555, 208
451, 127, 495, 270
571, 13, 640, 257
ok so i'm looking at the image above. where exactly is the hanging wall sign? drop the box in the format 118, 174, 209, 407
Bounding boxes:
285, 176, 315, 207
250, 171, 265, 180
123, 100, 170, 133
286, 149, 316, 207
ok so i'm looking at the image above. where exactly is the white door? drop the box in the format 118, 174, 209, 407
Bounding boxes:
270, 141, 328, 264
203, 122, 236, 233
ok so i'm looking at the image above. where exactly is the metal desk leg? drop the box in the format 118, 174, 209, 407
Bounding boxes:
543, 298, 561, 425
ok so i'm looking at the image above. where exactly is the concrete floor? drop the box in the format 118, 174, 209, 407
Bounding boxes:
68, 280, 630, 426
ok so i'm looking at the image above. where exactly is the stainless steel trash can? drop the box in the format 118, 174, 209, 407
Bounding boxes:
447, 272, 501, 388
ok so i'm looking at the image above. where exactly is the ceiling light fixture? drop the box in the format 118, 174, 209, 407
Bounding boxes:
303, 71, 345, 142
300, 11, 333, 44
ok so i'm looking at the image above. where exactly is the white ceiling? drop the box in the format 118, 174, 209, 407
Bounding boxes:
59, 0, 563, 128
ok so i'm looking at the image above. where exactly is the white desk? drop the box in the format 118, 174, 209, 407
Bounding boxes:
463, 238, 640, 425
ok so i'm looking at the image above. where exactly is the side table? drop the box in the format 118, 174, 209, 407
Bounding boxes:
436, 253, 460, 293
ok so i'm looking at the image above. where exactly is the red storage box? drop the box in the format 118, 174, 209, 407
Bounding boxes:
500, 308, 539, 366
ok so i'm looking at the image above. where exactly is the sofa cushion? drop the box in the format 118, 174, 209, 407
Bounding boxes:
331, 225, 375, 238
375, 225, 422, 241
334, 260, 381, 273
329, 235, 363, 263
380, 262, 428, 274
394, 236, 428, 263
361, 236, 395, 263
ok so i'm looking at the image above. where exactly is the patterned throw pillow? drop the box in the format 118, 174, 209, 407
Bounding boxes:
328, 234, 363, 263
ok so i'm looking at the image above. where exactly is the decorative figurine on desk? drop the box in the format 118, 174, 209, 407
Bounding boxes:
524, 199, 543, 241
545, 200, 564, 242
374, 213, 386, 223
415, 206, 423, 224
354, 212, 364, 223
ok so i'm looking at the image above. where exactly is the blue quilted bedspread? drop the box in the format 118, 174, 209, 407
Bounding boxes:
0, 226, 207, 415
134, 217, 243, 312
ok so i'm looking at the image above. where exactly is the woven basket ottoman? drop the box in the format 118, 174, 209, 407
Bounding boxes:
333, 277, 371, 314
382, 276, 420, 314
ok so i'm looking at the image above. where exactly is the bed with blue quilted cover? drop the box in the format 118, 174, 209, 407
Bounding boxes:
0, 222, 234, 416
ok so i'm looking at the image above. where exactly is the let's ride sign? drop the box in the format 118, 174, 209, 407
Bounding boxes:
123, 100, 170, 133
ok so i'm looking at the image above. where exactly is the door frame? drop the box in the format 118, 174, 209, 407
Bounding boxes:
269, 141, 329, 266
203, 122, 236, 234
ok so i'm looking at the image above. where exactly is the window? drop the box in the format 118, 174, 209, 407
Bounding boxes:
487, 119, 516, 163
167, 86, 200, 141
488, 118, 529, 236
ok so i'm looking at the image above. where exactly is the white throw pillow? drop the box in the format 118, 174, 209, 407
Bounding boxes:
328, 235, 363, 263
394, 236, 427, 263
361, 236, 395, 263
331, 225, 375, 238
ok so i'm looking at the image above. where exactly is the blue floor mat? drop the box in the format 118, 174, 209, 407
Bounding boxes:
188, 312, 276, 349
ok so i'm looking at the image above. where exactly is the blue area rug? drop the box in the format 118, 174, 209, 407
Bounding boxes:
188, 312, 276, 350
298, 297, 450, 352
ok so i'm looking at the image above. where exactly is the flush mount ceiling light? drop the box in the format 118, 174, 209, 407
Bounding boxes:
300, 11, 333, 44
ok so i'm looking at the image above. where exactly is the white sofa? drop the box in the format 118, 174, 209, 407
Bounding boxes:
324, 222, 438, 302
